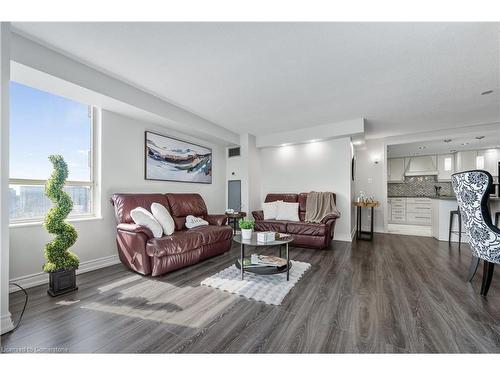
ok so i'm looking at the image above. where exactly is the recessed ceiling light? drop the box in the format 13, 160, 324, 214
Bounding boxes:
461, 142, 469, 146
450, 149, 457, 153
475, 136, 485, 140
418, 146, 426, 150
481, 90, 494, 95
443, 139, 452, 143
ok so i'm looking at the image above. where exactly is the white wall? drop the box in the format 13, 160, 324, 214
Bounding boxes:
9, 110, 226, 286
353, 139, 386, 233
259, 138, 353, 242
240, 134, 261, 215
1, 22, 14, 334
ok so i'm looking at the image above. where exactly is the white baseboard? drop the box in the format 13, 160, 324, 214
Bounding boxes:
1, 313, 15, 335
9, 254, 120, 292
334, 232, 353, 242
351, 226, 357, 241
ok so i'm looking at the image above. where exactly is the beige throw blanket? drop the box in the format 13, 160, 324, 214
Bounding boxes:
305, 191, 341, 223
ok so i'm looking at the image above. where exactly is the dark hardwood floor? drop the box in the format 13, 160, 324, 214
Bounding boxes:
2, 233, 500, 353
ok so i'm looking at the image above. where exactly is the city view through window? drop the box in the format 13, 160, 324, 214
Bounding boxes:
9, 82, 93, 222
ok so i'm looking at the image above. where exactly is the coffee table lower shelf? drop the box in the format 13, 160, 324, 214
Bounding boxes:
235, 259, 292, 275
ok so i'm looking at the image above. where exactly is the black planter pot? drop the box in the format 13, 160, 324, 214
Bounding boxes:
47, 269, 78, 297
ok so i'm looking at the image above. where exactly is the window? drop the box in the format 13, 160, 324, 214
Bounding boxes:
9, 81, 96, 223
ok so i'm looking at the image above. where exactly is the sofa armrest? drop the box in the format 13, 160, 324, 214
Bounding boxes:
252, 210, 264, 221
205, 214, 228, 226
321, 213, 340, 224
117, 223, 154, 239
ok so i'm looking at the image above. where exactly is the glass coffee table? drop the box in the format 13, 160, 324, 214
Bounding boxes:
233, 233, 294, 281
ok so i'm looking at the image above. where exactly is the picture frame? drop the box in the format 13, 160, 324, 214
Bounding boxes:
144, 131, 213, 184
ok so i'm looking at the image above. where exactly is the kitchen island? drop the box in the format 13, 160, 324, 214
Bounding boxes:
430, 196, 500, 242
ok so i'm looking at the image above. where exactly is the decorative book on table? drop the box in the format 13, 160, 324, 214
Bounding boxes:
237, 254, 287, 268
251, 254, 287, 267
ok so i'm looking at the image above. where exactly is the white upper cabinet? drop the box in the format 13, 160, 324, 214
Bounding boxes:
476, 149, 499, 177
437, 154, 454, 181
455, 151, 477, 173
455, 149, 499, 176
387, 158, 405, 182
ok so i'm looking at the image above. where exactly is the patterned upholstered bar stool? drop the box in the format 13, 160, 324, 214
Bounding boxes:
452, 170, 500, 297
448, 207, 462, 250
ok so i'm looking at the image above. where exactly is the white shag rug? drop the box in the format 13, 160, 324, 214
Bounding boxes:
200, 260, 311, 305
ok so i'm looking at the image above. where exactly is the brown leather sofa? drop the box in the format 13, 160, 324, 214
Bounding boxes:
252, 193, 338, 249
111, 193, 232, 276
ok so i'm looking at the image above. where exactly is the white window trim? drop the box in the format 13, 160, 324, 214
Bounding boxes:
9, 105, 99, 225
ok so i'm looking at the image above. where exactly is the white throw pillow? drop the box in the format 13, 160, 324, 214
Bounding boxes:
130, 207, 163, 238
263, 200, 282, 220
185, 215, 209, 229
276, 201, 300, 221
151, 202, 175, 236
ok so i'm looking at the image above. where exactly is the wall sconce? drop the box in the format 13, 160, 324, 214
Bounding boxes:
371, 154, 381, 165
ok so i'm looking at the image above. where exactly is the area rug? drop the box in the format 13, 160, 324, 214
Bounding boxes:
200, 260, 311, 305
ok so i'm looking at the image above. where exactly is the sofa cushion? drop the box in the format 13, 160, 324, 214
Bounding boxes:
130, 207, 163, 238
146, 231, 203, 257
298, 193, 308, 213
263, 200, 281, 220
166, 193, 208, 217
265, 193, 298, 203
166, 193, 208, 230
255, 220, 288, 233
287, 222, 327, 236
276, 202, 300, 221
111, 193, 170, 224
151, 202, 175, 235
189, 225, 233, 245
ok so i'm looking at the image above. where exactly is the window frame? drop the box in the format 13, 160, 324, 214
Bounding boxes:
8, 104, 98, 225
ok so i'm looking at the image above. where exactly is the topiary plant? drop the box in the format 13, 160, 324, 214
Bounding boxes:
43, 155, 79, 273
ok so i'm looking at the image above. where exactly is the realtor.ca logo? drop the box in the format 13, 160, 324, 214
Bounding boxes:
1, 346, 69, 353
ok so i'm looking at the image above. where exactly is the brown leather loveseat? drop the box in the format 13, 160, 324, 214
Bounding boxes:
111, 193, 232, 276
252, 193, 338, 249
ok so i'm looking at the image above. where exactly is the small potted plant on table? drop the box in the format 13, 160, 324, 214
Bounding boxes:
43, 155, 80, 296
239, 219, 254, 240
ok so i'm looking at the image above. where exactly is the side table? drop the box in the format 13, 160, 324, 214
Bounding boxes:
225, 212, 247, 235
353, 201, 380, 241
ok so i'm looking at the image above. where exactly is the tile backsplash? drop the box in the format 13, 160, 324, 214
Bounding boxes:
388, 176, 453, 197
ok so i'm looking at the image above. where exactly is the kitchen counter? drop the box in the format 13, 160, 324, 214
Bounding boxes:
431, 196, 500, 242
389, 195, 499, 201
388, 195, 454, 199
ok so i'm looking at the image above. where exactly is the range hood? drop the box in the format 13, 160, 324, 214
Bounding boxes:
404, 155, 438, 176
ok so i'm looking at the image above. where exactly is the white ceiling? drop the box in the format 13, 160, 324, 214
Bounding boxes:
387, 133, 500, 158
12, 22, 500, 138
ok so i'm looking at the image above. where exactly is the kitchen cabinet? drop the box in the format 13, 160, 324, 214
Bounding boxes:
388, 158, 405, 182
405, 198, 431, 225
388, 197, 431, 225
455, 149, 499, 176
437, 154, 454, 181
455, 151, 477, 173
388, 198, 406, 223
477, 149, 499, 177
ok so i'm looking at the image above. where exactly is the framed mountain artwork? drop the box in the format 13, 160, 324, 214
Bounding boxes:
145, 131, 212, 183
